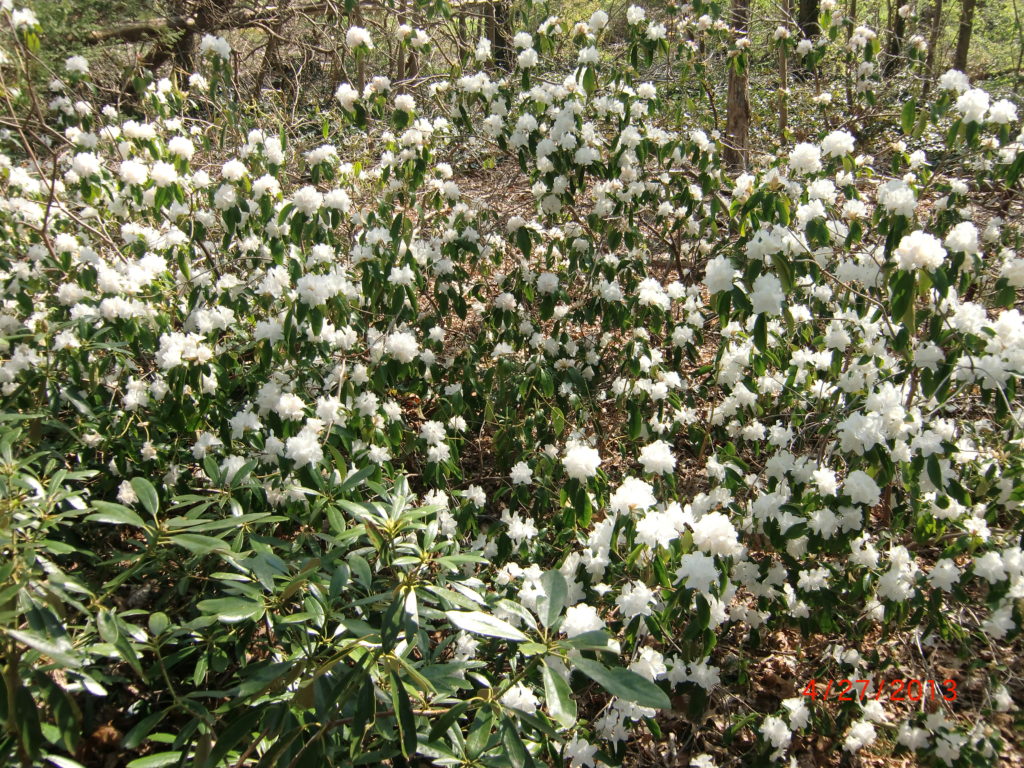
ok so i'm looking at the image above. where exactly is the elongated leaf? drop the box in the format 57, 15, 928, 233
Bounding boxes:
501, 717, 531, 768
901, 98, 917, 135
170, 533, 230, 556
541, 659, 577, 728
207, 707, 262, 766
428, 700, 470, 741
537, 571, 567, 629
196, 597, 264, 623
445, 610, 529, 642
87, 501, 147, 529
130, 477, 159, 517
582, 66, 596, 97
121, 709, 168, 751
126, 753, 183, 768
890, 270, 915, 322
572, 657, 670, 709
389, 671, 417, 758
561, 630, 617, 652
516, 227, 531, 258
6, 629, 81, 668
348, 553, 372, 589
46, 757, 88, 768
466, 707, 494, 759
422, 585, 481, 610
339, 464, 375, 492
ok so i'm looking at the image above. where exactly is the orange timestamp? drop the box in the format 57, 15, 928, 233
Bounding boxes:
800, 678, 958, 702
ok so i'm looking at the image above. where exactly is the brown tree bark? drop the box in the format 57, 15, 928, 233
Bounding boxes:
922, 0, 945, 98
883, 0, 907, 76
779, 0, 791, 139
724, 0, 751, 171
845, 0, 857, 110
253, 0, 292, 97
797, 0, 819, 38
397, 0, 408, 83
953, 0, 977, 71
794, 0, 818, 79
491, 0, 512, 70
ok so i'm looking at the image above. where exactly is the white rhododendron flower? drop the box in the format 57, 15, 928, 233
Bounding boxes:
691, 512, 742, 557
385, 330, 419, 363
346, 26, 373, 49
788, 142, 822, 174
563, 443, 602, 481
821, 129, 855, 157
65, 55, 89, 74
638, 440, 676, 475
335, 82, 359, 110
896, 230, 946, 270
955, 88, 990, 123
562, 603, 605, 637
200, 34, 231, 59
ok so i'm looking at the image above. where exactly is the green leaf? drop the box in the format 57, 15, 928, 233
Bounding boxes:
519, 642, 547, 656
890, 270, 915, 323
900, 98, 917, 135
169, 533, 230, 556
466, 707, 494, 759
121, 709, 168, 751
196, 597, 264, 623
46, 757, 88, 768
560, 630, 616, 652
550, 406, 565, 436
6, 629, 81, 668
537, 571, 567, 629
752, 314, 767, 354
87, 501, 147, 529
445, 610, 529, 642
770, 252, 794, 294
339, 464, 375, 492
126, 753, 183, 768
130, 477, 160, 517
148, 612, 170, 636
389, 671, 417, 758
501, 717, 531, 768
428, 700, 470, 741
207, 707, 262, 766
516, 227, 531, 258
349, 553, 372, 589
582, 67, 596, 97
572, 657, 670, 709
541, 660, 577, 728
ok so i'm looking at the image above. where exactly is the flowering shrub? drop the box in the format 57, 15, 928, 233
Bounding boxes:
0, 3, 1022, 767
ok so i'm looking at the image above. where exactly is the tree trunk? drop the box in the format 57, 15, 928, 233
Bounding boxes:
492, 0, 512, 70
883, 0, 907, 76
724, 0, 751, 171
253, 0, 292, 97
794, 0, 818, 79
457, 9, 467, 62
779, 0, 791, 139
397, 0, 408, 84
845, 0, 857, 110
953, 0, 977, 71
352, 1, 366, 93
922, 0, 945, 98
1015, 0, 1024, 81
797, 0, 819, 38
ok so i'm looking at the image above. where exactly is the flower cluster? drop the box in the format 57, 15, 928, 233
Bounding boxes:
0, 5, 1020, 768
